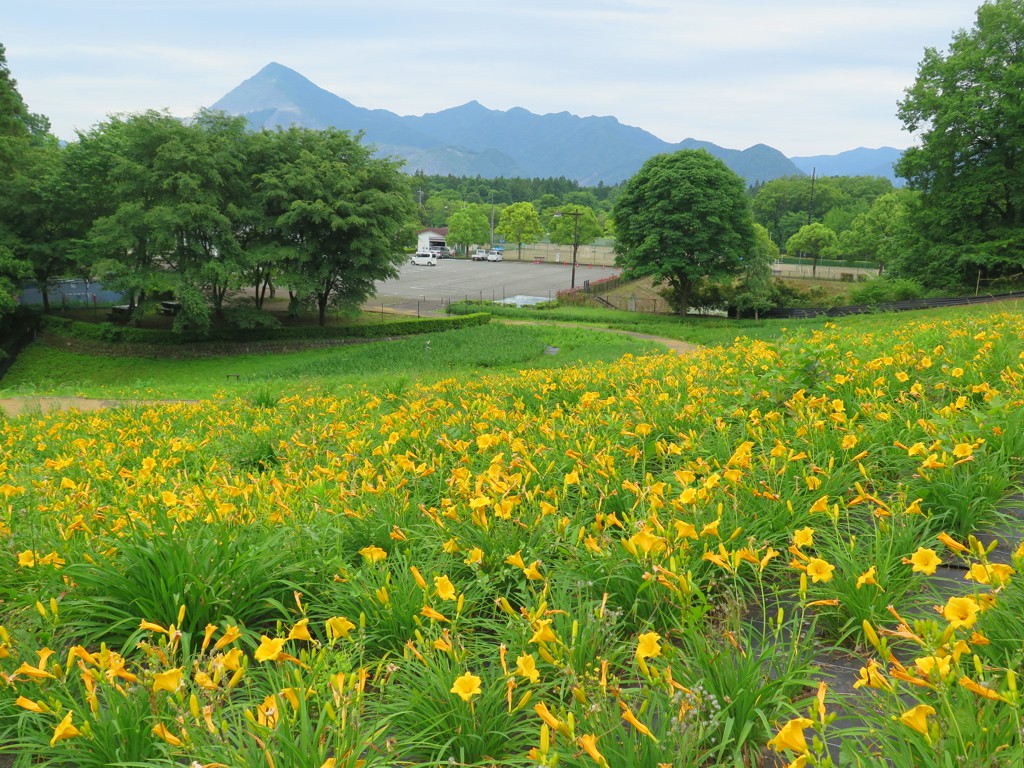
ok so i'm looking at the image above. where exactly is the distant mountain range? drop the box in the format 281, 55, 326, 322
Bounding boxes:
211, 62, 904, 187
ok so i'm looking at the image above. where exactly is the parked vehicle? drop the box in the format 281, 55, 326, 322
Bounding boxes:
471, 250, 489, 261
411, 251, 437, 266
486, 249, 503, 262
430, 246, 453, 258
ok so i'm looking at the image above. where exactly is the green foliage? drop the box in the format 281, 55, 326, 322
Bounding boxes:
38, 311, 491, 346
731, 222, 778, 318
751, 175, 894, 247
614, 150, 755, 315
848, 277, 926, 306
445, 204, 492, 250
548, 204, 603, 249
61, 515, 300, 647
495, 201, 544, 260
896, 0, 1024, 289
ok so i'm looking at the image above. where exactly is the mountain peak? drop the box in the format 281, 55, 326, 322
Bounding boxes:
209, 63, 896, 184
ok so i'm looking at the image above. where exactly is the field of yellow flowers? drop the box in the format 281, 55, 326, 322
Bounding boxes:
2, 307, 1023, 767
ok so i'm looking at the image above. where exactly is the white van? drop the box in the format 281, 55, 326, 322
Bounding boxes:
411, 251, 438, 266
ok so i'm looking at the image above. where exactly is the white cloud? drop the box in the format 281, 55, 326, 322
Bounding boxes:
5, 0, 983, 155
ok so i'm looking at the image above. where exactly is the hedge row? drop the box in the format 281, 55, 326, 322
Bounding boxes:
40, 312, 492, 346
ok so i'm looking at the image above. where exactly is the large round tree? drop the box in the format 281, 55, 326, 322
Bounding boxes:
896, 0, 1024, 288
613, 149, 754, 314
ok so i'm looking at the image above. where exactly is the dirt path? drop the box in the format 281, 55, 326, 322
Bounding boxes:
498, 319, 701, 356
0, 396, 197, 418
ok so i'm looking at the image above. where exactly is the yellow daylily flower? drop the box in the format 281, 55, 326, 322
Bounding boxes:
767, 717, 812, 754
152, 668, 182, 693
899, 704, 935, 736
287, 618, 314, 642
50, 711, 81, 746
805, 557, 835, 583
635, 631, 662, 661
254, 635, 287, 662
905, 548, 941, 575
434, 575, 457, 601
450, 672, 482, 702
942, 596, 980, 630
152, 722, 183, 746
515, 653, 540, 684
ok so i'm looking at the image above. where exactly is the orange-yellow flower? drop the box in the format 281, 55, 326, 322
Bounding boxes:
805, 557, 835, 583
899, 704, 935, 736
213, 624, 240, 651
856, 566, 881, 590
767, 717, 813, 754
434, 575, 457, 601
792, 527, 814, 549
450, 672, 482, 702
15, 696, 47, 713
620, 701, 657, 741
287, 618, 313, 642
359, 545, 388, 563
534, 701, 567, 734
530, 619, 558, 645
959, 675, 1009, 703
852, 659, 891, 691
151, 722, 183, 746
325, 616, 355, 641
50, 711, 81, 746
152, 668, 182, 693
578, 733, 607, 767
942, 596, 980, 629
905, 548, 941, 575
420, 606, 449, 623
255, 635, 287, 662
635, 632, 662, 661
937, 532, 969, 553
516, 653, 540, 683
809, 495, 830, 514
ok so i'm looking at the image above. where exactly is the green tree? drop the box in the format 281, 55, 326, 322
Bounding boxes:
613, 150, 755, 315
733, 223, 778, 320
259, 127, 415, 326
0, 42, 51, 314
786, 222, 838, 277
445, 205, 490, 253
835, 190, 919, 273
896, 0, 1024, 288
495, 202, 544, 261
72, 110, 251, 329
4, 141, 78, 312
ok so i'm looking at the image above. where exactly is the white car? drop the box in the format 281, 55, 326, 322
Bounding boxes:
471, 250, 489, 261
486, 249, 503, 262
411, 251, 437, 266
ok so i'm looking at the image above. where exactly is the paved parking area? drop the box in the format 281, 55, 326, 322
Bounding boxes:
371, 258, 620, 313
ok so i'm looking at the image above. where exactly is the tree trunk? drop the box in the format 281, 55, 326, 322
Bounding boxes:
317, 292, 329, 326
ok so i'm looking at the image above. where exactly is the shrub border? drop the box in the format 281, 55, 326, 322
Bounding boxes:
39, 312, 492, 346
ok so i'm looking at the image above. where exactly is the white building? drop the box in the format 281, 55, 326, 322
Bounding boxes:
416, 228, 449, 253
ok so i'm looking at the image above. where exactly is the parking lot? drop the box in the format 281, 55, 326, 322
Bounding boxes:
371, 258, 621, 314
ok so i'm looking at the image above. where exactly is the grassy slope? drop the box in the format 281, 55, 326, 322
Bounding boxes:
0, 322, 664, 400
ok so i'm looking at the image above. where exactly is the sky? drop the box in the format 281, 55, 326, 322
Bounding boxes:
5, 0, 983, 157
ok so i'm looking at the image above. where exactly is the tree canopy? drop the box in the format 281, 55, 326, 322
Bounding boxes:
895, 0, 1024, 287
613, 150, 755, 314
495, 201, 543, 260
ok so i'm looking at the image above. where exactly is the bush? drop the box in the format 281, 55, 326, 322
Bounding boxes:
39, 312, 492, 347
848, 277, 925, 306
